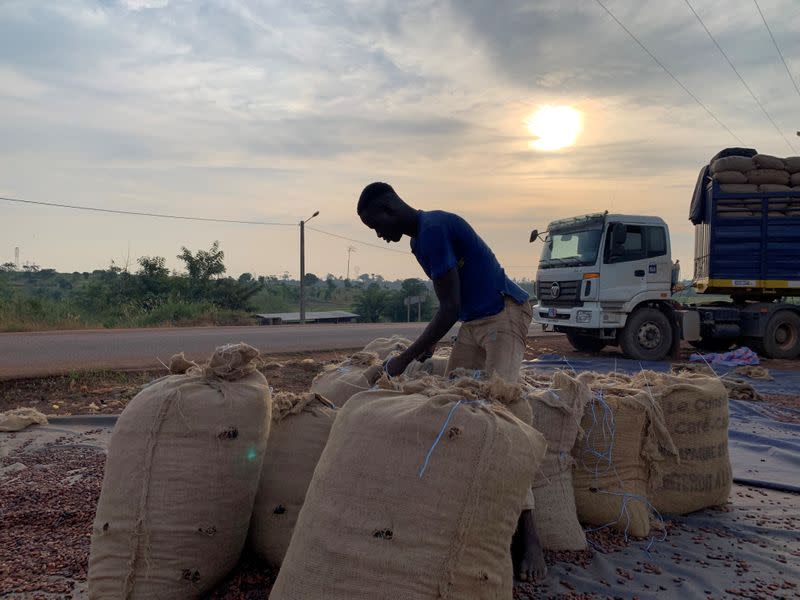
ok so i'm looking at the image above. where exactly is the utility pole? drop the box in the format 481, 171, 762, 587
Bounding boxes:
299, 211, 320, 325
346, 246, 356, 281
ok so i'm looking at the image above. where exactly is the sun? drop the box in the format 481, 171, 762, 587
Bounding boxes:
526, 105, 583, 151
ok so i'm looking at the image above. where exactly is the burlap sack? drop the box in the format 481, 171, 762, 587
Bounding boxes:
719, 183, 758, 193
249, 392, 336, 569
376, 370, 533, 427
712, 171, 748, 184
89, 344, 271, 599
572, 380, 676, 538
0, 407, 48, 432
362, 335, 412, 360
403, 354, 450, 378
635, 372, 731, 514
711, 156, 755, 173
759, 184, 792, 192
753, 154, 786, 170
526, 371, 591, 550
792, 173, 800, 186
309, 351, 384, 407
785, 157, 800, 173
271, 389, 547, 600
747, 169, 790, 186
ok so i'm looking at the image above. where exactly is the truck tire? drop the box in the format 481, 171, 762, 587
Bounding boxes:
566, 332, 607, 353
761, 310, 800, 359
620, 307, 673, 361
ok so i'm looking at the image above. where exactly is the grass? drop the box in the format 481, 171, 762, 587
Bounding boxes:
0, 297, 255, 333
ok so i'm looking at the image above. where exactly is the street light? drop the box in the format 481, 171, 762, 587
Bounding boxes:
299, 211, 320, 325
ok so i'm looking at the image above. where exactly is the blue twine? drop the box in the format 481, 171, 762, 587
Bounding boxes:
418, 400, 485, 479
580, 388, 668, 555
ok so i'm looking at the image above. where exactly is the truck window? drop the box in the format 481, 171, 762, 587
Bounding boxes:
604, 225, 645, 263
646, 226, 667, 258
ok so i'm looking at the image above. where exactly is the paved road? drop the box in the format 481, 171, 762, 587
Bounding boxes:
0, 323, 559, 378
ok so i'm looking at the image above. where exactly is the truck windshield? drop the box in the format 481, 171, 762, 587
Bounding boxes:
540, 229, 602, 268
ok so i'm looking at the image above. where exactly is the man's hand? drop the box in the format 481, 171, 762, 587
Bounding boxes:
384, 353, 411, 377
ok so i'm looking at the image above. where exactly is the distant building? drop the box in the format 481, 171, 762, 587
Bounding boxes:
254, 310, 359, 326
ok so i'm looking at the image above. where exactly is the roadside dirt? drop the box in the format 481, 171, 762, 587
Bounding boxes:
0, 350, 357, 417
2, 337, 797, 416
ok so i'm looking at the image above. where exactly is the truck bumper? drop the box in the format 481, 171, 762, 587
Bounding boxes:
532, 303, 605, 329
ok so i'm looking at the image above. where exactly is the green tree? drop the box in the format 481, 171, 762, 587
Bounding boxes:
177, 241, 226, 297
355, 283, 387, 323
303, 272, 320, 286
238, 272, 254, 284
0, 262, 16, 272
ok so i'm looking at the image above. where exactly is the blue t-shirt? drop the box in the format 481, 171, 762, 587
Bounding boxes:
410, 210, 529, 322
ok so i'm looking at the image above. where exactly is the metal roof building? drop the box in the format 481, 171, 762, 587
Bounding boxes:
254, 310, 359, 325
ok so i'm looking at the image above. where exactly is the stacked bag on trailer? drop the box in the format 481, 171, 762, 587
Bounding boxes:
270, 375, 547, 600
709, 152, 800, 218
89, 344, 272, 599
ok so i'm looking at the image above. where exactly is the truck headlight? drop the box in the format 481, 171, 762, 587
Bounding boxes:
576, 310, 592, 324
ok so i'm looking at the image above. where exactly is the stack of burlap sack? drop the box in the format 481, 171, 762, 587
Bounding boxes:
88, 335, 734, 598
568, 370, 732, 539
710, 153, 800, 217
89, 339, 546, 600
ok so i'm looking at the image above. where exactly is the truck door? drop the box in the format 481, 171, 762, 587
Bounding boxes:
601, 224, 670, 303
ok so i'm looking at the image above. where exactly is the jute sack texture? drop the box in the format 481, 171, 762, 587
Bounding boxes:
375, 370, 533, 426
88, 343, 271, 599
249, 392, 336, 568
710, 156, 755, 173
362, 335, 412, 360
525, 371, 592, 550
309, 351, 384, 407
270, 388, 547, 600
631, 371, 731, 514
572, 373, 676, 538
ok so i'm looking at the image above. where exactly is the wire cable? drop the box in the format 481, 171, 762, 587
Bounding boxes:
593, 0, 744, 145
0, 195, 296, 227
753, 0, 800, 101
684, 0, 797, 154
306, 225, 412, 254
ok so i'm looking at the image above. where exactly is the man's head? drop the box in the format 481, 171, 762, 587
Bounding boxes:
357, 182, 415, 243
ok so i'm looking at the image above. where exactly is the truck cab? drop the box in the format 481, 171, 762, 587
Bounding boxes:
532, 212, 681, 360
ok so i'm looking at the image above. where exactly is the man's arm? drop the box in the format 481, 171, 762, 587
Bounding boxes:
385, 267, 460, 376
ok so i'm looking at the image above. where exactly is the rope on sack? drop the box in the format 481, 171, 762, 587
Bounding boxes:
418, 400, 487, 479
580, 388, 668, 556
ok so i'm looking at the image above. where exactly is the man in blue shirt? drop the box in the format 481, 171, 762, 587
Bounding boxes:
357, 181, 546, 582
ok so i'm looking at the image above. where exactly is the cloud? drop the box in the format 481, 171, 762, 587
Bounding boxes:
0, 0, 799, 277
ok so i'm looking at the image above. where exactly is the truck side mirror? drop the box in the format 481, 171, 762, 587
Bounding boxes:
529, 229, 539, 243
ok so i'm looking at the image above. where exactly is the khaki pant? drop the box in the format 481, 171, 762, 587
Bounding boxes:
447, 298, 535, 510
446, 298, 533, 383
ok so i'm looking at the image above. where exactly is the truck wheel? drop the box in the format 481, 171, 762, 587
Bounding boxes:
620, 308, 673, 361
566, 332, 607, 353
761, 310, 800, 359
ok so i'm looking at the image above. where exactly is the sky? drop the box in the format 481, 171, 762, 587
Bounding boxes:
1, 0, 799, 280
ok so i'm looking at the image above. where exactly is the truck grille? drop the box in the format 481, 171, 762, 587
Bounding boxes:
538, 280, 583, 308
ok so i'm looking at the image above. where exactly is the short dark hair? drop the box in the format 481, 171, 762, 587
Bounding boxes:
357, 182, 395, 215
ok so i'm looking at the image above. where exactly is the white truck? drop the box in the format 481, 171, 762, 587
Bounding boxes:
530, 212, 688, 361
531, 199, 800, 361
